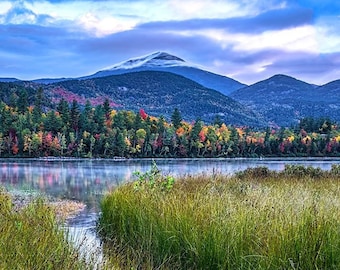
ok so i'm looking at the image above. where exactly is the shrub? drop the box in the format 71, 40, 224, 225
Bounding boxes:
235, 166, 272, 179
283, 164, 324, 178
133, 160, 175, 192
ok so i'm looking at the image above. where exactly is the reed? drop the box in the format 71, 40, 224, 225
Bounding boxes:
99, 165, 340, 269
0, 188, 96, 270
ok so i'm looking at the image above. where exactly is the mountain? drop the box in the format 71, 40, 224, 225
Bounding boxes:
317, 80, 340, 101
0, 52, 245, 95
229, 74, 340, 127
83, 52, 246, 95
0, 78, 20, 82
47, 71, 264, 126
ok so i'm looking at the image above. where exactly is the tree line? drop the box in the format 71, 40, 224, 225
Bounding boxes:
1, 88, 340, 158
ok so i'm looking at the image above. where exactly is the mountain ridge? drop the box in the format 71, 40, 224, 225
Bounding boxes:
0, 51, 246, 96
230, 74, 340, 126
1, 52, 340, 127
47, 70, 265, 126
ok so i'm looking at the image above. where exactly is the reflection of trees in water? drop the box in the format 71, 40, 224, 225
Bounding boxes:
1, 159, 339, 206
1, 163, 20, 185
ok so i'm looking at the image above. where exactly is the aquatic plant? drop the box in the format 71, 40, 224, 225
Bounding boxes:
133, 160, 175, 192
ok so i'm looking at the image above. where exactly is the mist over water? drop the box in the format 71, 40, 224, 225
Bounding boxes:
1, 158, 340, 208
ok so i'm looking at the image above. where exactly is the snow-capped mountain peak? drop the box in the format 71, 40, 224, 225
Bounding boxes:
108, 51, 190, 70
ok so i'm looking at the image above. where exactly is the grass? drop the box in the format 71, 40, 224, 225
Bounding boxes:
0, 188, 100, 270
98, 165, 340, 269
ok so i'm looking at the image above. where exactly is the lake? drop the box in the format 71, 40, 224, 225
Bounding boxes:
2, 157, 340, 257
2, 157, 340, 208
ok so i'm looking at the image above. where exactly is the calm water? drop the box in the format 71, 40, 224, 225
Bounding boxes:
2, 157, 340, 208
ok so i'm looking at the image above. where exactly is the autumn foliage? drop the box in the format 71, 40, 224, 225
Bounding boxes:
0, 92, 340, 158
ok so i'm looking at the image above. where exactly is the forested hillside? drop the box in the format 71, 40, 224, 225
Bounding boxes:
230, 75, 340, 126
0, 88, 339, 158
49, 71, 262, 126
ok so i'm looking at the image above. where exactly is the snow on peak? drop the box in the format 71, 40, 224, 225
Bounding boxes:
108, 52, 191, 70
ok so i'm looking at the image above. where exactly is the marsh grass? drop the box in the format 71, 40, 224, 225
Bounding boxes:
0, 188, 98, 270
99, 165, 340, 269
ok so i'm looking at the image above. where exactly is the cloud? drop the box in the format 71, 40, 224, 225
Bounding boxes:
0, 0, 339, 85
138, 7, 314, 34
0, 1, 54, 25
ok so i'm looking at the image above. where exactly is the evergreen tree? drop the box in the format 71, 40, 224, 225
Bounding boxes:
103, 99, 111, 120
171, 108, 182, 129
17, 89, 28, 114
57, 98, 70, 131
133, 113, 143, 131
44, 110, 63, 134
213, 114, 223, 127
70, 100, 80, 133
80, 100, 94, 132
93, 105, 105, 134
115, 129, 126, 156
191, 118, 203, 141
9, 92, 18, 109
157, 115, 166, 134
32, 87, 44, 128
113, 111, 125, 129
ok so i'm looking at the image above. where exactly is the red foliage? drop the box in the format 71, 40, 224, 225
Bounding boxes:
279, 142, 285, 153
43, 132, 53, 148
326, 142, 332, 153
199, 130, 206, 142
12, 144, 19, 155
139, 108, 148, 120
52, 87, 121, 107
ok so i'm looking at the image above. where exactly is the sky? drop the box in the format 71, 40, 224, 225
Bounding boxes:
0, 0, 339, 85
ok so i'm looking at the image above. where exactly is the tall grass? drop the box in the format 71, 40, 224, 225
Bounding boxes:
98, 165, 340, 269
0, 188, 95, 269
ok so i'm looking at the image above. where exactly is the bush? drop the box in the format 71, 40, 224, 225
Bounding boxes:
330, 164, 340, 176
283, 165, 324, 178
235, 166, 272, 179
133, 160, 175, 192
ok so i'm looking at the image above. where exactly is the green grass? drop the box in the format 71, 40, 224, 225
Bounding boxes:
0, 188, 97, 270
98, 165, 340, 269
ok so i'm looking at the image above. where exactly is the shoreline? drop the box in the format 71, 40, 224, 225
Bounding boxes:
5, 189, 86, 221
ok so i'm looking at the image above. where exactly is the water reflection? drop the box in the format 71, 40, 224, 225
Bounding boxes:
1, 158, 340, 208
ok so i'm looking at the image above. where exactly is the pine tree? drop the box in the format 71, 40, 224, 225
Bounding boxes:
70, 100, 80, 133
80, 100, 94, 132
103, 99, 111, 120
94, 105, 105, 134
57, 98, 70, 131
171, 108, 182, 129
17, 89, 29, 114
32, 87, 44, 129
44, 110, 62, 134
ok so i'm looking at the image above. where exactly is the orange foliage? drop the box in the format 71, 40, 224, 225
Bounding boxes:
12, 144, 19, 155
176, 127, 185, 137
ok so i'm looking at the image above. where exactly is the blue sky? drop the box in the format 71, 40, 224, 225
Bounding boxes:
0, 0, 339, 85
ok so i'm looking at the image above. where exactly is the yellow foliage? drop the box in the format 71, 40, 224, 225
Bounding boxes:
335, 135, 340, 143
83, 131, 90, 139
287, 135, 295, 143
125, 137, 131, 147
110, 110, 117, 119
301, 136, 312, 145
236, 127, 245, 137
